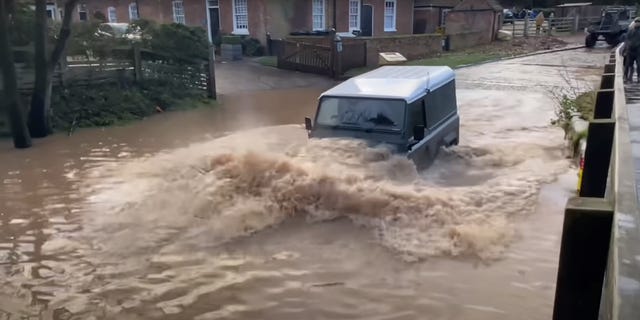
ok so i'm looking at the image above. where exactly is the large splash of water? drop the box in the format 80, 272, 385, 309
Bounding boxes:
78, 125, 568, 261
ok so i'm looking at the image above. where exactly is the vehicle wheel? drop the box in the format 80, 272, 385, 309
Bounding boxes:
585, 33, 597, 48
605, 35, 619, 46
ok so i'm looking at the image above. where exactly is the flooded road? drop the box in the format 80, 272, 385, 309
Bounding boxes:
1, 49, 608, 319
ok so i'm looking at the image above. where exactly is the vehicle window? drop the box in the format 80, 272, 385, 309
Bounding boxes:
316, 97, 405, 131
425, 80, 456, 129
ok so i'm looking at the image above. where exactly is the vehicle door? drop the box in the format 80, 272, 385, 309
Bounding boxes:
406, 97, 431, 167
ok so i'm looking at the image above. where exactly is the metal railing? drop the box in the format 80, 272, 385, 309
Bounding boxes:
553, 47, 640, 319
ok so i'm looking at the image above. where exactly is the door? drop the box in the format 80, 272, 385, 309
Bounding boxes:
209, 7, 220, 42
361, 4, 373, 36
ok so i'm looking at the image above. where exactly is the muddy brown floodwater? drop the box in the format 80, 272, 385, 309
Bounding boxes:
1, 50, 608, 320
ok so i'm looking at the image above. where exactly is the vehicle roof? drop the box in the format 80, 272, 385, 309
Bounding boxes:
319, 66, 455, 102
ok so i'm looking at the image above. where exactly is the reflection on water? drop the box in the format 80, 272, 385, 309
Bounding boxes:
0, 51, 605, 319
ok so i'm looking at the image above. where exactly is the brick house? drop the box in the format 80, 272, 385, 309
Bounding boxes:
61, 0, 418, 45
413, 0, 461, 34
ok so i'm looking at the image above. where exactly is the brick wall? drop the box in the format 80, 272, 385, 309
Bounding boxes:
81, 0, 204, 27
445, 10, 495, 40
413, 7, 441, 33
327, 0, 413, 36
287, 33, 443, 67
447, 31, 489, 50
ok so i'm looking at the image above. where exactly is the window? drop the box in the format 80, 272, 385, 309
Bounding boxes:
233, 0, 249, 34
208, 0, 219, 6
312, 0, 325, 31
78, 4, 87, 21
349, 0, 360, 31
172, 1, 185, 24
46, 3, 57, 20
316, 97, 405, 132
408, 98, 426, 136
107, 6, 117, 22
129, 2, 139, 21
384, 0, 396, 31
440, 9, 450, 27
425, 81, 456, 129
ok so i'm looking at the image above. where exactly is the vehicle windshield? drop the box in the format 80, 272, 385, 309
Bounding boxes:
315, 97, 405, 131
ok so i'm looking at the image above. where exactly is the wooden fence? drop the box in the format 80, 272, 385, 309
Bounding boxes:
272, 38, 367, 78
3, 46, 216, 98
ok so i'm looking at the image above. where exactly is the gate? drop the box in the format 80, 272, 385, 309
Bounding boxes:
276, 40, 332, 76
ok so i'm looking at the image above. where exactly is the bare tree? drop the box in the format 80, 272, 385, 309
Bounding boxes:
28, 0, 79, 137
0, 0, 32, 148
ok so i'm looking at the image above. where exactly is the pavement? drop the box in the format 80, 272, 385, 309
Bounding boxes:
623, 83, 640, 197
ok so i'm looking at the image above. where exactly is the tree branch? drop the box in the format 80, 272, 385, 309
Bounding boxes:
48, 0, 79, 70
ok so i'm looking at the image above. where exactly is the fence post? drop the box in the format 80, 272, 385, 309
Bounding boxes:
524, 17, 529, 37
266, 32, 272, 56
553, 197, 613, 320
579, 119, 615, 198
574, 15, 580, 33
133, 45, 142, 82
207, 46, 217, 99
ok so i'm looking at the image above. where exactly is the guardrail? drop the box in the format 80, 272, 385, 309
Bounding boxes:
552, 47, 640, 319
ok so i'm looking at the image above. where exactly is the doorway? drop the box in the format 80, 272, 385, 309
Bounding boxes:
361, 4, 373, 36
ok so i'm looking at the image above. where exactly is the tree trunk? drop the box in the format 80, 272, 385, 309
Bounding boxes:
28, 0, 79, 138
28, 0, 49, 137
0, 0, 31, 148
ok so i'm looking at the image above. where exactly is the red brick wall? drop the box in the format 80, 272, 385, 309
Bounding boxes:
80, 0, 204, 26
413, 7, 441, 33
445, 10, 495, 40
328, 0, 413, 36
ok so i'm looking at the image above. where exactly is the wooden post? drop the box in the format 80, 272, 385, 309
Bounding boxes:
574, 15, 580, 33
579, 119, 615, 198
207, 46, 217, 99
553, 197, 613, 320
524, 16, 529, 37
133, 45, 142, 82
593, 89, 614, 119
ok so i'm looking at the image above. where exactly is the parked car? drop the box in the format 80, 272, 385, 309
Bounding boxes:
95, 23, 141, 40
303, 66, 460, 169
503, 10, 515, 24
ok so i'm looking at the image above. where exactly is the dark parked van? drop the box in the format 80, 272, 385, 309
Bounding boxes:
304, 66, 460, 168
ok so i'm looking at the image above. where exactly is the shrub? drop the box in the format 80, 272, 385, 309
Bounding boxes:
221, 35, 243, 45
147, 23, 210, 61
242, 37, 264, 56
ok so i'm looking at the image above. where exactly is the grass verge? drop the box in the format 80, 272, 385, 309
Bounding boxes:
256, 56, 277, 68
344, 52, 507, 78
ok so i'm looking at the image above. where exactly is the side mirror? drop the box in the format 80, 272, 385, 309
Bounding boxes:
413, 124, 425, 140
304, 117, 313, 131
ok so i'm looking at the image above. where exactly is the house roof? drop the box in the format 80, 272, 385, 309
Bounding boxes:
319, 66, 455, 103
453, 0, 503, 11
414, 0, 461, 8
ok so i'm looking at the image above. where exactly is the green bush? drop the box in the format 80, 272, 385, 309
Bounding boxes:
50, 79, 207, 131
221, 35, 243, 45
147, 23, 210, 61
242, 37, 264, 56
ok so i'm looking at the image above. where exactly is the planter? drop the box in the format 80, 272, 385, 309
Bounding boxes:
221, 43, 243, 61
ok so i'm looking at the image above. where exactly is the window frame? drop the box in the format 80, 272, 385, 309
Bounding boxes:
232, 0, 249, 35
384, 0, 396, 32
172, 0, 186, 24
78, 3, 87, 21
348, 0, 361, 32
129, 2, 139, 21
107, 6, 117, 23
312, 0, 326, 31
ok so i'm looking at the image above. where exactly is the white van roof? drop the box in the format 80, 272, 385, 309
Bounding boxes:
320, 66, 455, 103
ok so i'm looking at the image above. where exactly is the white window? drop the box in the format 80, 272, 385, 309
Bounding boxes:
441, 9, 450, 27
78, 4, 87, 21
46, 3, 58, 20
232, 0, 249, 34
384, 0, 396, 31
129, 3, 139, 21
349, 0, 360, 31
107, 6, 117, 22
312, 0, 325, 31
173, 1, 185, 24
